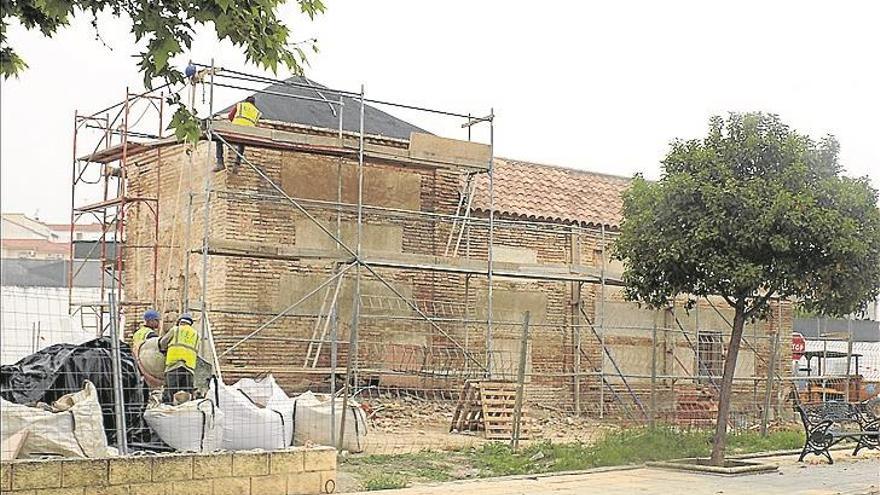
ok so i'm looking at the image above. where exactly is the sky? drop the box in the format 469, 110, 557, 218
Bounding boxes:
1, 1, 878, 223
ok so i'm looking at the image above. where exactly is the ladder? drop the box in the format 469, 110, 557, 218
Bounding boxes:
444, 173, 478, 257
303, 273, 344, 368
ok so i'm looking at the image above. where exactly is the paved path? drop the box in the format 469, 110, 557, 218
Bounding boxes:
360, 453, 879, 495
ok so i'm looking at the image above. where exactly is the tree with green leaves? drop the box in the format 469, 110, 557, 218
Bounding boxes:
1, 0, 325, 138
614, 112, 880, 465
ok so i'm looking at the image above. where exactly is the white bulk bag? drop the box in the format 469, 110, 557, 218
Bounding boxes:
293, 391, 368, 453
214, 375, 295, 450
144, 398, 224, 453
0, 381, 110, 458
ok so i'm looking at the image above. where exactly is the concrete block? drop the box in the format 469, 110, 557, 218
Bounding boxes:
250, 474, 286, 495
193, 453, 232, 480
269, 450, 304, 475
231, 452, 268, 477
409, 132, 491, 170
84, 486, 129, 495
12, 460, 62, 490
62, 459, 108, 487
35, 488, 86, 495
286, 472, 320, 495
492, 246, 537, 265
295, 220, 403, 255
128, 483, 168, 495
1, 461, 11, 491
319, 471, 336, 494
210, 477, 249, 495
166, 480, 210, 495
151, 455, 192, 482
302, 448, 335, 473
109, 457, 152, 485
281, 156, 422, 211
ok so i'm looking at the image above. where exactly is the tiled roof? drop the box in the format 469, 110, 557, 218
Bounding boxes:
1, 239, 70, 255
471, 158, 632, 228
46, 223, 104, 232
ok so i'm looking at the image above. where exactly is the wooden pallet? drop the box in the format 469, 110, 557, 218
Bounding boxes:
450, 380, 482, 432
450, 380, 529, 440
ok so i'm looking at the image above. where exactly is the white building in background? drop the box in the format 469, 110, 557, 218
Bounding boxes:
2, 213, 106, 364
1, 213, 104, 259
1, 213, 60, 241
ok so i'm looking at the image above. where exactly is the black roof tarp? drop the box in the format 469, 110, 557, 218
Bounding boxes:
226, 76, 431, 141
0, 337, 151, 445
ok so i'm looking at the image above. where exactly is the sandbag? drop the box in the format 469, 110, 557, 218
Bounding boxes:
293, 391, 367, 453
0, 381, 111, 458
213, 375, 294, 450
0, 337, 150, 445
144, 398, 224, 453
136, 337, 166, 387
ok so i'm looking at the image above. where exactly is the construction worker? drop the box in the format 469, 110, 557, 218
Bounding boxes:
132, 309, 160, 356
131, 309, 166, 388
159, 313, 200, 403
215, 95, 261, 172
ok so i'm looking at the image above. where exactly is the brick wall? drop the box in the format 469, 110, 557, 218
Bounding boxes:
122, 125, 796, 420
0, 447, 336, 495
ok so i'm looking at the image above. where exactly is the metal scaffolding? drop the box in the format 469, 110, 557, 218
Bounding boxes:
65, 67, 800, 450
69, 86, 168, 336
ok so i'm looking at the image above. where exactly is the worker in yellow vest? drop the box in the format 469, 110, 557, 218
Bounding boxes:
159, 313, 200, 403
131, 309, 166, 388
215, 95, 262, 172
131, 309, 160, 357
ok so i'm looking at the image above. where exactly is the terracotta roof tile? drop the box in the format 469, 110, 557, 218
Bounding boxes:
47, 223, 104, 232
1, 239, 70, 255
471, 159, 631, 228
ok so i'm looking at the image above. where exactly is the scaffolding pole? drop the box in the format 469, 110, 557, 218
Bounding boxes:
486, 109, 495, 377
200, 60, 216, 343
599, 224, 606, 418
339, 84, 366, 452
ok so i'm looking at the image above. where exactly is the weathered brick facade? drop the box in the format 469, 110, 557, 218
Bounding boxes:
122, 123, 793, 422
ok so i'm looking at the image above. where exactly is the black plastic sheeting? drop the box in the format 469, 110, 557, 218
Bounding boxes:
0, 337, 151, 445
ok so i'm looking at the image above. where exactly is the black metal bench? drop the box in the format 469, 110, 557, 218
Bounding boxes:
794, 400, 879, 464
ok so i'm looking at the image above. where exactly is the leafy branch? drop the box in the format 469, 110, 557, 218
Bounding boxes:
2, 0, 325, 140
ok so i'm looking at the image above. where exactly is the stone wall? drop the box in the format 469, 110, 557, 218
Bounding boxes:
0, 447, 336, 495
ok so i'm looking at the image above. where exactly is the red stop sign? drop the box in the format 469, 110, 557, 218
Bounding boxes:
792, 332, 806, 360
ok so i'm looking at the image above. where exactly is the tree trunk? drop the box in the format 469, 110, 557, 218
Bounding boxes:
709, 307, 746, 465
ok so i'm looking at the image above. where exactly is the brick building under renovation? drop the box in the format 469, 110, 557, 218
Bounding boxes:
73, 71, 793, 426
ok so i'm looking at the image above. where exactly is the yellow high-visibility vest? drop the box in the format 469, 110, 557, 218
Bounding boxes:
165, 324, 199, 371
232, 102, 261, 127
132, 325, 155, 352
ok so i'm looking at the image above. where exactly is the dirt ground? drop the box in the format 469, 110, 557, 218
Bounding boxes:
356, 395, 615, 455
338, 396, 622, 492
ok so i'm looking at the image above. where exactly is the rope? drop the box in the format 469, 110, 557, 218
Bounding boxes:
159, 145, 188, 317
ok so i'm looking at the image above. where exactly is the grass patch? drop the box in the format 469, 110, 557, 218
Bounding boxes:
344, 450, 464, 490
363, 473, 408, 491
343, 427, 804, 489
470, 427, 804, 475
726, 429, 803, 454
